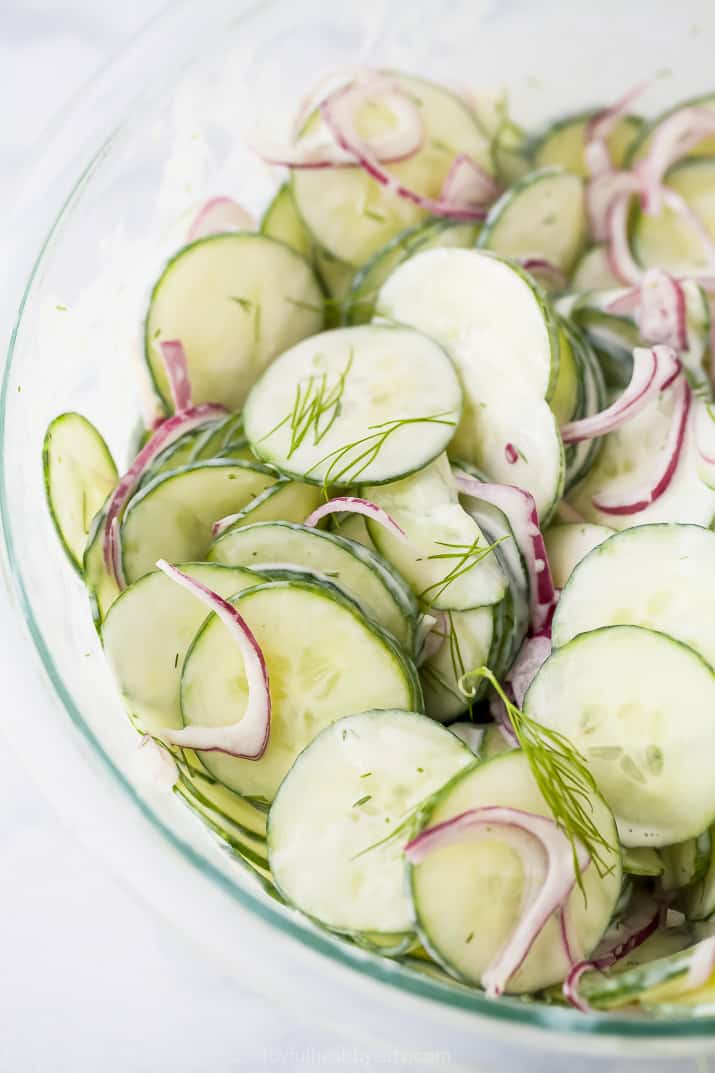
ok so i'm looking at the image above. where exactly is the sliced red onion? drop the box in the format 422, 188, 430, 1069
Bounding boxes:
684, 935, 715, 991
130, 734, 179, 795
158, 340, 193, 412
592, 376, 691, 515
440, 153, 501, 210
187, 197, 255, 241
606, 192, 644, 285
635, 106, 715, 216
254, 74, 424, 170
637, 270, 689, 351
561, 346, 681, 444
321, 83, 487, 221
405, 806, 590, 997
586, 170, 640, 242
454, 473, 556, 633
605, 286, 641, 316
518, 259, 567, 292
304, 497, 407, 542
155, 560, 270, 758
563, 901, 661, 1012
504, 443, 519, 465
509, 634, 552, 708
102, 403, 226, 585
584, 83, 647, 179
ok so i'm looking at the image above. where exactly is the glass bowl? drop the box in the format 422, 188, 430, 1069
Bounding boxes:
2, 1, 715, 1066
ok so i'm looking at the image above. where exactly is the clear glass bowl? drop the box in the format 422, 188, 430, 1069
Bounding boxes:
3, 1, 715, 1065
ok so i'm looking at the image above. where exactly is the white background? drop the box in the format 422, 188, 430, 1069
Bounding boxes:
0, 5, 712, 1073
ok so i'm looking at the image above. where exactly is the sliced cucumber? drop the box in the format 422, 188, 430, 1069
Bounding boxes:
175, 755, 268, 839
682, 824, 715, 921
83, 501, 120, 626
377, 248, 564, 520
420, 607, 499, 723
346, 220, 478, 326
533, 111, 642, 176
568, 394, 715, 530
120, 461, 275, 583
408, 751, 621, 993
570, 245, 622, 292
216, 480, 322, 532
631, 157, 715, 275
578, 938, 713, 1011
478, 167, 587, 273
292, 73, 490, 266
661, 831, 711, 892
101, 562, 260, 734
145, 234, 324, 411
313, 247, 355, 304
364, 454, 506, 612
626, 92, 715, 165
623, 846, 664, 878
268, 709, 472, 935
43, 413, 118, 574
190, 412, 245, 462
330, 512, 375, 550
175, 777, 270, 873
180, 578, 422, 801
260, 184, 313, 259
208, 520, 417, 653
552, 523, 715, 669
243, 324, 462, 487
525, 624, 715, 846
543, 522, 614, 589
571, 303, 641, 389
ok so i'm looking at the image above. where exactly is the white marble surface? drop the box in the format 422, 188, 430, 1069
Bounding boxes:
0, 5, 712, 1073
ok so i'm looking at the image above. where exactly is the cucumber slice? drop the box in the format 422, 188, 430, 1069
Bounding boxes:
478, 167, 587, 273
626, 92, 715, 165
313, 247, 355, 303
292, 74, 490, 266
331, 512, 375, 550
661, 831, 711, 892
175, 778, 270, 873
534, 111, 642, 176
208, 520, 417, 652
543, 522, 613, 589
83, 501, 120, 627
346, 220, 478, 326
268, 709, 472, 935
480, 723, 517, 760
43, 413, 118, 574
260, 184, 313, 259
377, 248, 564, 520
631, 157, 715, 275
145, 234, 324, 411
570, 245, 622, 292
408, 751, 621, 993
216, 480, 322, 532
578, 938, 713, 1011
525, 624, 715, 846
364, 454, 506, 612
180, 579, 422, 801
121, 461, 275, 583
243, 324, 462, 487
420, 607, 498, 723
568, 394, 715, 530
623, 846, 664, 878
190, 412, 245, 462
552, 524, 715, 670
101, 562, 260, 734
571, 303, 641, 389
176, 756, 268, 839
548, 324, 581, 426
682, 825, 715, 921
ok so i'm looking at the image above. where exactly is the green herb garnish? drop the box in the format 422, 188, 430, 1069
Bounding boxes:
419, 537, 505, 604
260, 349, 354, 458
459, 666, 616, 890
230, 295, 253, 312
353, 794, 372, 808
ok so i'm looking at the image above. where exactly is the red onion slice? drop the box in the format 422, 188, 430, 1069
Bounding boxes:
508, 634, 552, 708
563, 902, 661, 1012
130, 734, 179, 795
635, 106, 715, 216
417, 610, 448, 666
504, 443, 519, 465
584, 83, 647, 179
561, 345, 681, 444
102, 403, 226, 585
321, 83, 488, 221
253, 74, 424, 170
586, 170, 640, 242
518, 259, 567, 292
405, 806, 590, 997
304, 496, 407, 542
638, 270, 689, 351
187, 197, 255, 241
606, 192, 644, 285
158, 340, 193, 413
454, 473, 556, 633
155, 560, 270, 758
592, 376, 691, 516
440, 153, 501, 210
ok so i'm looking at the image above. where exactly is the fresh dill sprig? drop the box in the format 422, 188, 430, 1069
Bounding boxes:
259, 350, 354, 457
306, 412, 457, 494
459, 666, 616, 892
418, 537, 505, 604
230, 295, 253, 313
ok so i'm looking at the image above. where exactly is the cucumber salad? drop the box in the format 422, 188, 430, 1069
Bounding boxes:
44, 70, 715, 1016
